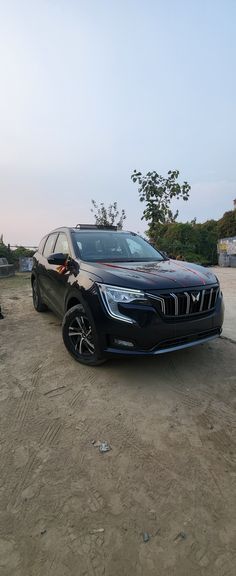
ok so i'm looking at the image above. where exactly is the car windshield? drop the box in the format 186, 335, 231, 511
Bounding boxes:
72, 231, 165, 262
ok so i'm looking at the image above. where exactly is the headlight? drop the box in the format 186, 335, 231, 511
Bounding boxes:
97, 284, 147, 324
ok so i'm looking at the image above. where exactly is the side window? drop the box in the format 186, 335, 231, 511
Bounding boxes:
38, 237, 47, 255
54, 233, 70, 255
43, 234, 58, 258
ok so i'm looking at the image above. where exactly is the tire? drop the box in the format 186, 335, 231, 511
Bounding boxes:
32, 278, 47, 312
62, 303, 106, 366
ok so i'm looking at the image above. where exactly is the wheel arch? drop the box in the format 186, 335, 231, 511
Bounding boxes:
66, 296, 81, 311
65, 290, 86, 313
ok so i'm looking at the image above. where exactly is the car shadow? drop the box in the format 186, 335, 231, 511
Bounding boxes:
95, 337, 232, 395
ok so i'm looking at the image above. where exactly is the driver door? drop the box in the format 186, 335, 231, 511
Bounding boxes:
48, 232, 72, 317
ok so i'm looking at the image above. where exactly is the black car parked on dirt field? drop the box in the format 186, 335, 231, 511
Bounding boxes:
31, 225, 224, 365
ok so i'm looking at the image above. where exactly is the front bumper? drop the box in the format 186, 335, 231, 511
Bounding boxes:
88, 291, 224, 358
105, 328, 222, 356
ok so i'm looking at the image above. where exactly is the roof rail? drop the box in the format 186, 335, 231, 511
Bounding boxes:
75, 224, 117, 230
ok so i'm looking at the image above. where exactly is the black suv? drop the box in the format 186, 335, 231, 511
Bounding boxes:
31, 225, 224, 365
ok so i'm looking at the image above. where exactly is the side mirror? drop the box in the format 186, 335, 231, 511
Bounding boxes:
47, 253, 68, 265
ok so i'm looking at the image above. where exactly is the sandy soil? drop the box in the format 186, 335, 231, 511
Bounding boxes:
0, 271, 236, 576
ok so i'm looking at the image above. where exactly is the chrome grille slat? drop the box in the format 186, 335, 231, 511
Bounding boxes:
147, 286, 219, 318
170, 292, 179, 315
184, 291, 190, 314
208, 288, 213, 309
199, 289, 205, 312
146, 293, 166, 314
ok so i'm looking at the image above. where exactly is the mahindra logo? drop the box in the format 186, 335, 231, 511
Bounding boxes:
191, 292, 201, 303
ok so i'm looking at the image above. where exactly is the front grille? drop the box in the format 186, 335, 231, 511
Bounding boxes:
147, 285, 220, 318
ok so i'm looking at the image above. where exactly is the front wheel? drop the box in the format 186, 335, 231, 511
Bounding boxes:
62, 303, 106, 366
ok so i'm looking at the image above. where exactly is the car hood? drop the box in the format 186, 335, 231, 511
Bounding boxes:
81, 259, 218, 290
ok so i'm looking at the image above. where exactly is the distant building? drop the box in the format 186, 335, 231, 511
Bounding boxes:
218, 200, 236, 266
218, 236, 236, 267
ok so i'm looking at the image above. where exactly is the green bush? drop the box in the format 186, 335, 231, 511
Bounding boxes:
151, 219, 219, 265
0, 242, 34, 267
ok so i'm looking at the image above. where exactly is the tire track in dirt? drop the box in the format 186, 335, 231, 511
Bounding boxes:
167, 379, 210, 410
68, 365, 99, 410
166, 357, 236, 422
57, 484, 106, 576
211, 403, 236, 426
205, 429, 236, 464
196, 405, 236, 465
69, 388, 87, 409
13, 360, 45, 432
68, 368, 99, 414
87, 551, 106, 576
81, 369, 99, 387
67, 526, 105, 576
9, 419, 63, 510
9, 452, 38, 509
39, 419, 62, 447
102, 412, 230, 508
102, 412, 138, 448
67, 531, 105, 576
102, 414, 185, 488
197, 407, 236, 433
196, 407, 215, 430
31, 360, 44, 375
74, 419, 90, 438
86, 488, 104, 514
14, 388, 35, 431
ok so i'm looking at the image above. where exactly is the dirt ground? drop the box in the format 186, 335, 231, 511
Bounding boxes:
0, 269, 236, 576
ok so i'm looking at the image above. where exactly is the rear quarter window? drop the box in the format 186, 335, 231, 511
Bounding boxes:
38, 237, 47, 255
43, 233, 58, 258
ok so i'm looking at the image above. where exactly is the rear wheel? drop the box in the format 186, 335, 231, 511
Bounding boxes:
32, 278, 47, 312
62, 303, 106, 366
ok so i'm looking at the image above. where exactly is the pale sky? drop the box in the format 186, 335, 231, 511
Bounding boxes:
0, 0, 235, 246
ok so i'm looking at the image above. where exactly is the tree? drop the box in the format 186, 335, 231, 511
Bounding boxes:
0, 239, 34, 266
13, 246, 35, 258
91, 200, 126, 230
151, 220, 219, 265
131, 169, 191, 236
217, 210, 236, 238
0, 240, 13, 262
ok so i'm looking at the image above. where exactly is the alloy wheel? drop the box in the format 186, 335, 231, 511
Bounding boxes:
68, 314, 95, 356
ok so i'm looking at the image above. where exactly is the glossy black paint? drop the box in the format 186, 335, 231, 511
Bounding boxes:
47, 253, 68, 266
32, 227, 224, 357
